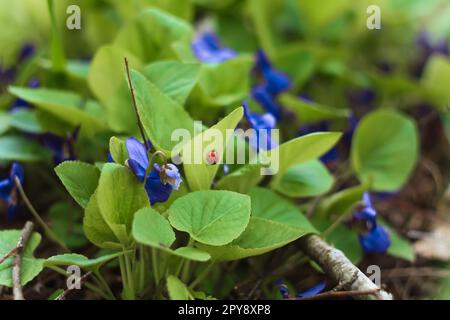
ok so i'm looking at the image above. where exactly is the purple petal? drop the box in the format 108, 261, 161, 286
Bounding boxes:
145, 169, 173, 205
127, 159, 146, 182
126, 137, 149, 172
164, 164, 182, 190
192, 32, 237, 63
359, 225, 391, 253
252, 85, 280, 119
296, 281, 327, 298
0, 178, 13, 202
363, 192, 373, 209
255, 50, 292, 95
10, 163, 24, 184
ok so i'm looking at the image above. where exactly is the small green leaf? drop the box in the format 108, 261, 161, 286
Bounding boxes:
269, 132, 341, 185
96, 163, 149, 245
0, 230, 44, 287
9, 110, 44, 133
168, 190, 251, 246
55, 161, 100, 208
351, 110, 418, 191
215, 165, 263, 194
317, 183, 369, 218
45, 252, 124, 271
421, 55, 450, 106
191, 290, 217, 300
167, 275, 191, 300
131, 69, 195, 153
197, 188, 316, 261
83, 192, 121, 250
196, 56, 253, 107
132, 207, 211, 261
181, 107, 243, 191
114, 8, 193, 62
249, 188, 316, 229
88, 45, 142, 133
8, 87, 106, 137
0, 112, 10, 135
274, 160, 334, 197
388, 231, 415, 262
66, 60, 90, 79
48, 203, 88, 248
0, 135, 51, 162
109, 136, 128, 165
172, 247, 210, 262
132, 207, 176, 248
142, 60, 200, 106
197, 218, 307, 261
280, 93, 349, 122
379, 219, 415, 262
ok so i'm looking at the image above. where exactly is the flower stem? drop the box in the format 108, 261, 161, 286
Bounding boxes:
93, 270, 116, 300
125, 250, 135, 299
14, 177, 69, 252
189, 262, 214, 290
139, 245, 146, 292
48, 266, 111, 300
322, 202, 362, 238
118, 255, 132, 300
143, 150, 167, 186
47, 0, 66, 72
152, 248, 159, 286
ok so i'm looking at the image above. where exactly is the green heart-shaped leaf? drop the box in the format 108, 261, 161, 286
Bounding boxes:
0, 230, 44, 287
132, 207, 211, 261
131, 69, 195, 153
55, 161, 100, 208
0, 135, 51, 162
142, 60, 200, 106
96, 163, 149, 245
274, 160, 334, 197
269, 132, 341, 185
197, 188, 316, 261
8, 87, 106, 137
168, 190, 251, 246
351, 110, 418, 191
45, 252, 124, 271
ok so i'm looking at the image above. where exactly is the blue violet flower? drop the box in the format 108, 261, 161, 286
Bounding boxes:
42, 127, 80, 165
243, 101, 277, 151
192, 32, 237, 63
125, 137, 182, 205
353, 192, 391, 254
251, 50, 292, 120
0, 162, 24, 220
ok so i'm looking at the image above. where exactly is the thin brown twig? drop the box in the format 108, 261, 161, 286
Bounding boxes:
14, 177, 69, 252
291, 288, 380, 300
124, 57, 151, 151
57, 271, 93, 300
13, 221, 34, 300
0, 247, 19, 265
